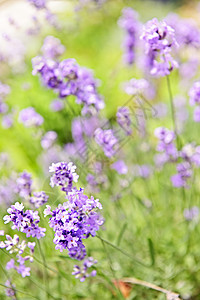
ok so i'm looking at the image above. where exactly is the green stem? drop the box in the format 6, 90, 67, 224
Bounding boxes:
96, 235, 149, 267
166, 75, 181, 149
100, 238, 124, 300
37, 240, 50, 300
0, 282, 39, 299
29, 278, 60, 300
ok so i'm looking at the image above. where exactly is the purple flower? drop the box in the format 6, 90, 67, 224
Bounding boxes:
41, 131, 57, 149
166, 13, 200, 48
50, 99, 64, 111
41, 36, 65, 59
140, 18, 178, 76
30, 191, 49, 208
111, 160, 128, 175
16, 171, 32, 198
193, 106, 200, 122
94, 128, 118, 158
1, 234, 35, 278
2, 113, 13, 129
18, 107, 44, 127
184, 207, 199, 221
0, 102, 8, 114
116, 106, 132, 135
123, 78, 152, 99
32, 46, 104, 115
171, 162, 192, 188
5, 280, 16, 298
49, 162, 79, 193
3, 202, 46, 239
154, 127, 177, 159
44, 188, 103, 260
118, 7, 140, 65
72, 257, 97, 282
189, 81, 200, 106
132, 164, 153, 178
0, 81, 10, 98
28, 0, 46, 9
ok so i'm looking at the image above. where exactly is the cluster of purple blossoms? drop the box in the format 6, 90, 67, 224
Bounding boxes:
118, 7, 140, 65
0, 82, 13, 128
41, 131, 57, 149
18, 107, 44, 127
71, 116, 100, 154
28, 0, 46, 9
50, 99, 64, 112
171, 162, 192, 188
140, 18, 178, 76
111, 160, 128, 175
86, 162, 108, 193
44, 188, 103, 260
72, 257, 97, 281
49, 162, 79, 193
3, 202, 46, 239
41, 36, 65, 59
5, 280, 16, 298
32, 42, 104, 115
189, 81, 200, 122
116, 107, 132, 135
16, 171, 32, 198
166, 13, 200, 49
123, 77, 156, 101
154, 127, 177, 161
170, 143, 200, 188
94, 128, 118, 158
30, 191, 49, 209
184, 207, 199, 221
0, 234, 35, 277
132, 164, 153, 179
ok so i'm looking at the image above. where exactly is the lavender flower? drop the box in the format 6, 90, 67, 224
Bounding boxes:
0, 234, 35, 278
41, 131, 57, 149
118, 7, 140, 65
18, 107, 44, 127
30, 191, 49, 208
5, 280, 16, 298
72, 257, 97, 282
44, 188, 103, 260
184, 207, 199, 221
50, 99, 64, 111
0, 81, 10, 98
154, 127, 177, 159
2, 113, 13, 129
32, 44, 104, 115
166, 14, 200, 48
49, 162, 79, 193
16, 171, 32, 198
41, 36, 65, 59
171, 162, 192, 188
189, 81, 200, 106
111, 160, 128, 175
116, 106, 132, 135
28, 0, 46, 9
140, 18, 178, 76
94, 128, 118, 157
3, 202, 46, 239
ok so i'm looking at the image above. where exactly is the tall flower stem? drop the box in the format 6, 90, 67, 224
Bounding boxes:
99, 236, 124, 300
166, 75, 181, 149
37, 240, 50, 300
96, 235, 149, 267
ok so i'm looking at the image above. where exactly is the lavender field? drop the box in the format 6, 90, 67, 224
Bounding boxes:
0, 0, 200, 299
